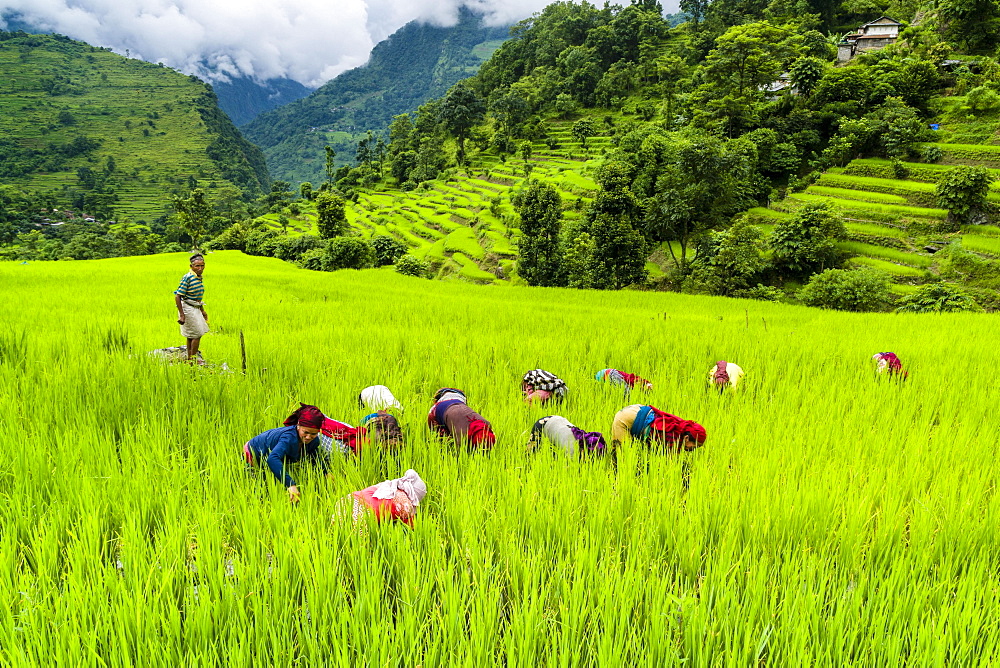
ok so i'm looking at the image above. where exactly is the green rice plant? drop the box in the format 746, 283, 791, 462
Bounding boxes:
960, 234, 1000, 255
805, 186, 909, 204
847, 256, 925, 276
837, 241, 934, 267
444, 228, 486, 260
789, 193, 947, 220
0, 251, 998, 664
844, 222, 907, 239
452, 252, 497, 282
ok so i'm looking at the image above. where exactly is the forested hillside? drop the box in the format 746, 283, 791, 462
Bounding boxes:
0, 31, 268, 225
242, 8, 509, 185
216, 0, 1000, 312
213, 75, 311, 127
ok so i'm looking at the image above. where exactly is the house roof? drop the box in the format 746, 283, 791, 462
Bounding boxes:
860, 16, 902, 28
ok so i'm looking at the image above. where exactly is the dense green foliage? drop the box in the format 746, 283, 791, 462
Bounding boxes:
0, 31, 268, 223
242, 9, 508, 184
797, 267, 892, 311
2, 252, 1000, 663
895, 281, 985, 312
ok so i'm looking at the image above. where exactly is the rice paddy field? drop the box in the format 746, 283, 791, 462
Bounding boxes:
2, 251, 999, 665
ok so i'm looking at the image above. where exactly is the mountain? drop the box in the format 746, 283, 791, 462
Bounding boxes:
0, 30, 268, 223
242, 8, 510, 186
211, 75, 311, 126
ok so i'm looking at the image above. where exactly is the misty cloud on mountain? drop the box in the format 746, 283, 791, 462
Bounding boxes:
0, 0, 557, 88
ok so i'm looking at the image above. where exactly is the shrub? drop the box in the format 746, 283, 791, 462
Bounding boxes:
323, 236, 375, 270
730, 284, 784, 301
797, 268, 891, 311
936, 165, 994, 230
243, 226, 281, 256
895, 282, 985, 312
922, 146, 943, 163
272, 234, 321, 262
770, 202, 847, 276
371, 234, 408, 267
395, 254, 429, 277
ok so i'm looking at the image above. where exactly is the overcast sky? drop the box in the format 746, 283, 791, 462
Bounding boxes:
0, 0, 686, 89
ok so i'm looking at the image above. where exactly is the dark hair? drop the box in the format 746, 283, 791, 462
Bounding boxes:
190, 254, 204, 264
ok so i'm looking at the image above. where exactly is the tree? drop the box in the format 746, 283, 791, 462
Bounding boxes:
895, 283, 985, 313
641, 129, 755, 271
586, 161, 648, 289
571, 118, 597, 150
563, 231, 595, 289
371, 234, 407, 266
797, 268, 890, 311
300, 182, 314, 201
939, 0, 1000, 52
515, 180, 564, 286
769, 202, 846, 276
788, 56, 824, 97
691, 217, 770, 296
315, 191, 348, 238
172, 189, 213, 249
440, 83, 485, 165
967, 86, 1000, 114
109, 221, 154, 256
324, 145, 337, 184
690, 22, 803, 136
936, 165, 994, 230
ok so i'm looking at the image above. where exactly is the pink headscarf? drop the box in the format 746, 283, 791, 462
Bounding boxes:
713, 360, 730, 386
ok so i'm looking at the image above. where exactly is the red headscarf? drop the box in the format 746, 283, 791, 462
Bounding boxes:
713, 360, 730, 386
649, 408, 707, 450
468, 419, 495, 450
283, 403, 325, 429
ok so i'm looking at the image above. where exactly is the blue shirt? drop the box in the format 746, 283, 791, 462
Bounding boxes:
246, 425, 328, 488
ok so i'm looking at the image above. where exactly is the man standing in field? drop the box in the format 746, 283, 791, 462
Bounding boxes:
174, 254, 209, 361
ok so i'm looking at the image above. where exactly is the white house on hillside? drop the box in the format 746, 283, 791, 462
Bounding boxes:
837, 17, 903, 62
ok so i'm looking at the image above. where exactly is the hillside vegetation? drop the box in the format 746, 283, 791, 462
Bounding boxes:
1, 251, 998, 663
242, 8, 509, 185
223, 0, 1000, 311
0, 31, 268, 223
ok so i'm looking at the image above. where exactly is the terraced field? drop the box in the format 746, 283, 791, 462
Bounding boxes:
757, 127, 1000, 293
256, 120, 614, 283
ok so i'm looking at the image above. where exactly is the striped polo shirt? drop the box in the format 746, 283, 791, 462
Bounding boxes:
175, 272, 204, 303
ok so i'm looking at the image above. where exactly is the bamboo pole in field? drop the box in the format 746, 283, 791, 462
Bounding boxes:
240, 330, 247, 374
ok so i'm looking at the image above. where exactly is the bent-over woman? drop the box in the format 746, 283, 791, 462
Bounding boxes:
335, 469, 427, 529
428, 387, 495, 450
358, 385, 404, 448
611, 405, 707, 451
522, 369, 567, 405
244, 403, 329, 503
873, 352, 908, 379
708, 360, 745, 392
595, 368, 653, 395
527, 415, 606, 457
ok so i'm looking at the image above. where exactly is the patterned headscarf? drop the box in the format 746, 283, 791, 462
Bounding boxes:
372, 469, 427, 506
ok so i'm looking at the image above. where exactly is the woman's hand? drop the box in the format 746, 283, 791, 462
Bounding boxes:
288, 486, 301, 503
177, 312, 186, 325
202, 310, 209, 324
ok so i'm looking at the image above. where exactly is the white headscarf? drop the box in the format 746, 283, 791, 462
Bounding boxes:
360, 385, 403, 411
371, 469, 427, 506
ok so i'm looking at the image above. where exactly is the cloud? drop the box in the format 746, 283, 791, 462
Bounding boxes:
0, 0, 562, 88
